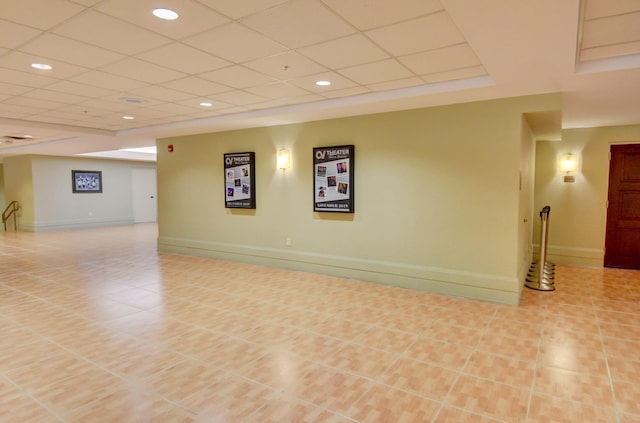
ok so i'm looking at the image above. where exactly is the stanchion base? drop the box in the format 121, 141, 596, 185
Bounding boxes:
525, 280, 555, 291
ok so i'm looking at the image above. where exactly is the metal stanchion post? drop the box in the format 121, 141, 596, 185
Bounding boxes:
526, 206, 555, 291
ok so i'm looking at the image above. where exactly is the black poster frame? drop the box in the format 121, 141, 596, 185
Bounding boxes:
313, 145, 354, 213
224, 152, 256, 209
72, 170, 102, 193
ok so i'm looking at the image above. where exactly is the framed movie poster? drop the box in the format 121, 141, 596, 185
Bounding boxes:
224, 152, 256, 209
72, 170, 102, 193
313, 145, 354, 213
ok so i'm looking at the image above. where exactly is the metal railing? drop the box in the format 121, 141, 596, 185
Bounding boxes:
2, 201, 19, 231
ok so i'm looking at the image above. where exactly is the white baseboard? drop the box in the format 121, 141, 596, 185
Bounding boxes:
158, 236, 521, 305
24, 217, 134, 232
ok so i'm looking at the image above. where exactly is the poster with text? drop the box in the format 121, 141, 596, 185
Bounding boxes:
224, 152, 256, 209
313, 145, 354, 213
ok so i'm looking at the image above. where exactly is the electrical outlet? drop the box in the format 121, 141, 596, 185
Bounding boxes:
286, 237, 292, 246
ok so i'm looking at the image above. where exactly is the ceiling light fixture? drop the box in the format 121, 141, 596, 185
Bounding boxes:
31, 63, 52, 71
152, 8, 179, 20
199, 102, 213, 107
122, 116, 135, 120
315, 80, 331, 86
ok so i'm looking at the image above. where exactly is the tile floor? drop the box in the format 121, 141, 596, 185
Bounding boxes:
1, 224, 639, 422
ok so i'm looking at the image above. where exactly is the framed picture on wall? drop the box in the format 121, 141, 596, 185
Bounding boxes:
313, 145, 354, 213
72, 170, 102, 193
224, 152, 256, 209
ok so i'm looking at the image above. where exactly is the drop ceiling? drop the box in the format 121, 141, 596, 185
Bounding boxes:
1, 0, 640, 159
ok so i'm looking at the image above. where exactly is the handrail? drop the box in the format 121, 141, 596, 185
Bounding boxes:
2, 201, 19, 231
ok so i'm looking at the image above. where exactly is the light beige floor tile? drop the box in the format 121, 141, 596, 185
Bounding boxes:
1, 225, 639, 422
347, 383, 441, 422
463, 350, 535, 388
292, 365, 373, 414
404, 337, 473, 370
527, 393, 617, 423
379, 357, 458, 400
243, 393, 341, 423
446, 374, 529, 422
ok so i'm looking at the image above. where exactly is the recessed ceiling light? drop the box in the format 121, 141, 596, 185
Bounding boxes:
315, 80, 331, 86
152, 8, 179, 20
122, 116, 135, 120
31, 63, 52, 71
199, 102, 213, 107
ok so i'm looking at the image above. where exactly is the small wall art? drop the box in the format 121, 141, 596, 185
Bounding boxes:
72, 170, 102, 193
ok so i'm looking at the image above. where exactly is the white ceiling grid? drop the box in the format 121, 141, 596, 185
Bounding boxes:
0, 0, 483, 148
0, 0, 640, 154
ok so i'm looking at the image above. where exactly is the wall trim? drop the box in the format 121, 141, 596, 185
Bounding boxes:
533, 243, 604, 267
158, 236, 520, 305
25, 217, 134, 232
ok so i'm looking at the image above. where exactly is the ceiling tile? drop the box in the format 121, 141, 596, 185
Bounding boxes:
44, 80, 118, 98
137, 43, 231, 74
581, 12, 640, 49
71, 70, 149, 91
338, 59, 414, 85
19, 34, 125, 68
399, 44, 481, 75
0, 0, 85, 30
245, 82, 311, 99
321, 0, 444, 30
242, 0, 356, 48
199, 66, 277, 89
52, 11, 171, 55
0, 20, 42, 49
96, 0, 229, 39
0, 68, 58, 88
212, 90, 266, 106
299, 34, 389, 69
78, 98, 140, 112
584, 0, 640, 19
367, 76, 426, 91
197, 0, 289, 19
244, 51, 327, 79
128, 85, 194, 102
0, 81, 33, 96
581, 41, 640, 62
100, 58, 187, 84
0, 102, 47, 116
22, 89, 90, 104
366, 12, 465, 56
146, 102, 202, 115
163, 76, 232, 96
183, 23, 288, 64
0, 51, 88, 79
422, 65, 487, 83
5, 95, 67, 110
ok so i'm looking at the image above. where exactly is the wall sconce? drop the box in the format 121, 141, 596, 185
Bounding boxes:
277, 149, 291, 170
558, 153, 578, 183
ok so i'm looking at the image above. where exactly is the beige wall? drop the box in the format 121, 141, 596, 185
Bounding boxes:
3, 155, 155, 231
534, 125, 640, 266
158, 94, 560, 305
0, 163, 5, 212
3, 155, 34, 229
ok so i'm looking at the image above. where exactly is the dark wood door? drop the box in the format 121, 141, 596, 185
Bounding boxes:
605, 144, 640, 269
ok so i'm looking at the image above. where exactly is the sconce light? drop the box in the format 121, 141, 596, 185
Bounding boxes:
277, 149, 291, 170
558, 153, 578, 183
